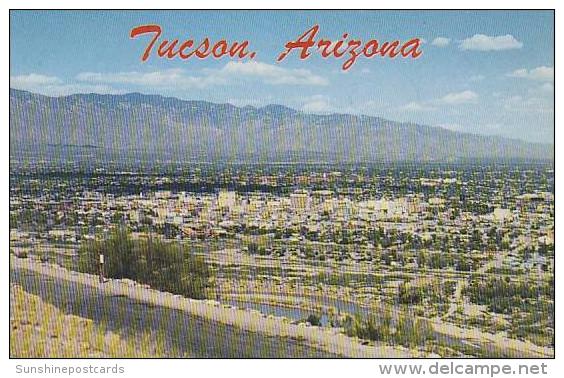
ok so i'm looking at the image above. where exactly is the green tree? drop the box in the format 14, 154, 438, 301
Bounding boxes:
78, 228, 213, 299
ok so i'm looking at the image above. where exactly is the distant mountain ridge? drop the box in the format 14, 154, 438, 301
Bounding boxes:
9, 88, 553, 162
47, 143, 100, 149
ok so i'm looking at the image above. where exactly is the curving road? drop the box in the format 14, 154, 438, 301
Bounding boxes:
10, 260, 341, 358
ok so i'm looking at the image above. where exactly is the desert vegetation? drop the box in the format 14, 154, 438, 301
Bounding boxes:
343, 310, 434, 348
78, 229, 213, 299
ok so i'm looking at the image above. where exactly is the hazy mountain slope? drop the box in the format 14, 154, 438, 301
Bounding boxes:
9, 89, 553, 162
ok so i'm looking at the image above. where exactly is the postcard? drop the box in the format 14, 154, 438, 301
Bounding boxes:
8, 9, 555, 364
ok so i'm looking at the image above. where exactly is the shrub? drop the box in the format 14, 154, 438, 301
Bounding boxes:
398, 284, 423, 305
306, 314, 322, 326
344, 312, 393, 343
78, 229, 213, 299
398, 280, 455, 305
15, 251, 28, 259
394, 316, 434, 347
344, 310, 434, 347
247, 242, 259, 254
464, 278, 553, 315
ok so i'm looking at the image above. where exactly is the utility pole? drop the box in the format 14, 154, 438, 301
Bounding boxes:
99, 253, 105, 283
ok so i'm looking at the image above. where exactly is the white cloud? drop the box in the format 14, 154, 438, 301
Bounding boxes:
220, 61, 328, 86
48, 84, 125, 96
10, 73, 123, 96
431, 37, 450, 47
539, 83, 554, 93
11, 73, 61, 87
77, 69, 224, 89
77, 62, 329, 89
439, 90, 478, 104
11, 62, 329, 98
302, 95, 331, 113
399, 90, 478, 112
503, 94, 553, 113
400, 101, 436, 112
459, 34, 523, 51
507, 66, 554, 82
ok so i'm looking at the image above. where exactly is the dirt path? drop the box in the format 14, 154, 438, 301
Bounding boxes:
443, 251, 509, 320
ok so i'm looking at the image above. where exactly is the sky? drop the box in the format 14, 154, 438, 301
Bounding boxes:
10, 10, 554, 144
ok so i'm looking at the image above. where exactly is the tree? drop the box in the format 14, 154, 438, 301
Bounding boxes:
306, 314, 322, 326
247, 242, 259, 254
78, 228, 213, 299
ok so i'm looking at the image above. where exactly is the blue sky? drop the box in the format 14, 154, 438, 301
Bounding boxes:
10, 10, 554, 143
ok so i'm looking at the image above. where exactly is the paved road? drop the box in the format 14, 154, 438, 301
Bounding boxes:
10, 264, 340, 358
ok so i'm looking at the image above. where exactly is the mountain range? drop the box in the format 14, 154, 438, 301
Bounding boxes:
9, 88, 553, 163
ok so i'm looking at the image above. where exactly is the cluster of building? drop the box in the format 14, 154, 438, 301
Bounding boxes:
10, 176, 554, 267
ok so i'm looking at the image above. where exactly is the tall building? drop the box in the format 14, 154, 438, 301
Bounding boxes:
218, 191, 237, 210
290, 192, 309, 211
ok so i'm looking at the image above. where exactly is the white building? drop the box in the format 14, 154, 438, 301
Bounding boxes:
218, 191, 237, 210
